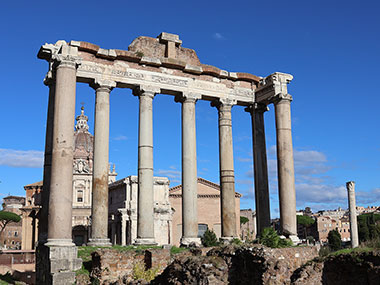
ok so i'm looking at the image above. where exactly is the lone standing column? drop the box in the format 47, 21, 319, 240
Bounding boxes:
88, 79, 115, 246
46, 51, 80, 246
246, 103, 271, 236
346, 181, 359, 248
273, 93, 297, 238
133, 86, 159, 245
176, 93, 201, 246
213, 98, 237, 240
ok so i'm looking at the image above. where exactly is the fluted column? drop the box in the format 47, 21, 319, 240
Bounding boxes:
273, 93, 297, 237
176, 92, 201, 246
88, 79, 115, 246
133, 86, 159, 245
39, 70, 55, 244
346, 181, 359, 248
246, 103, 271, 236
46, 53, 80, 246
212, 98, 237, 240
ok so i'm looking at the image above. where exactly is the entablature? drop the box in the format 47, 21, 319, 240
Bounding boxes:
38, 33, 293, 106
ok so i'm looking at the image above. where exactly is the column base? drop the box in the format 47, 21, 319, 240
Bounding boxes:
36, 241, 82, 285
289, 235, 300, 245
87, 238, 112, 247
180, 237, 201, 247
45, 238, 76, 247
133, 238, 157, 246
219, 236, 238, 245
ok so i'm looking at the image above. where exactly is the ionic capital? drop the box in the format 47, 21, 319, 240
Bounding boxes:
174, 92, 201, 104
245, 103, 269, 115
133, 85, 160, 98
211, 97, 237, 110
270, 93, 293, 104
52, 53, 81, 69
90, 78, 116, 92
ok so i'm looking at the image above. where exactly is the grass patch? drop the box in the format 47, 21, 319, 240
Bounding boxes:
329, 246, 374, 256
170, 246, 189, 255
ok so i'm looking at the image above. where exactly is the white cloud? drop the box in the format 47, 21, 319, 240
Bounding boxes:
356, 188, 380, 205
213, 33, 225, 40
0, 148, 44, 168
296, 184, 347, 205
155, 169, 181, 179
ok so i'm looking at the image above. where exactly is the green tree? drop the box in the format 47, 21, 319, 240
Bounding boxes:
201, 229, 219, 247
357, 213, 380, 242
327, 229, 341, 251
297, 215, 316, 239
0, 211, 21, 238
240, 216, 249, 225
297, 215, 315, 227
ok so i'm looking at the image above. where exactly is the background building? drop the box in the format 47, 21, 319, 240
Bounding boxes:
169, 178, 241, 246
1, 196, 25, 249
240, 209, 256, 241
108, 176, 172, 246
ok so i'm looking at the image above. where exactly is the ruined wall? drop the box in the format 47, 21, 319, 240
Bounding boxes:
154, 245, 319, 284
90, 248, 171, 284
291, 250, 380, 285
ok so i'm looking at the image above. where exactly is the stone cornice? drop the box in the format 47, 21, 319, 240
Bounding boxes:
65, 37, 261, 84
255, 72, 293, 104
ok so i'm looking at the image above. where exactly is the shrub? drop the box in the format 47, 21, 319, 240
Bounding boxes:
259, 227, 292, 248
230, 238, 243, 246
327, 229, 342, 251
201, 229, 219, 247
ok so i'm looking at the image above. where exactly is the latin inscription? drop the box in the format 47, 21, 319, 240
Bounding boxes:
78, 62, 255, 103
111, 69, 145, 80
151, 75, 188, 87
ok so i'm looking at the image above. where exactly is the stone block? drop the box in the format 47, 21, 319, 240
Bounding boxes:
51, 271, 76, 285
184, 64, 203, 74
140, 56, 162, 66
36, 244, 82, 284
158, 32, 182, 45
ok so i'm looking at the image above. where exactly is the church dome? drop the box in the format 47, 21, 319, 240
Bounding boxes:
74, 107, 93, 155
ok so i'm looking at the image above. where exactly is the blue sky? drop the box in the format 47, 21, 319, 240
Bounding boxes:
0, 0, 379, 217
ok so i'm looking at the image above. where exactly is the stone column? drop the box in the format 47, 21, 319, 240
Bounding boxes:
176, 93, 201, 246
38, 49, 82, 284
88, 79, 115, 247
346, 181, 359, 248
273, 93, 297, 238
212, 98, 237, 241
39, 70, 55, 244
46, 54, 79, 246
133, 86, 159, 245
246, 103, 271, 236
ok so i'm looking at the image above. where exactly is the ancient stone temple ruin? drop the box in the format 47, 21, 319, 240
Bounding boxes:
37, 32, 297, 283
